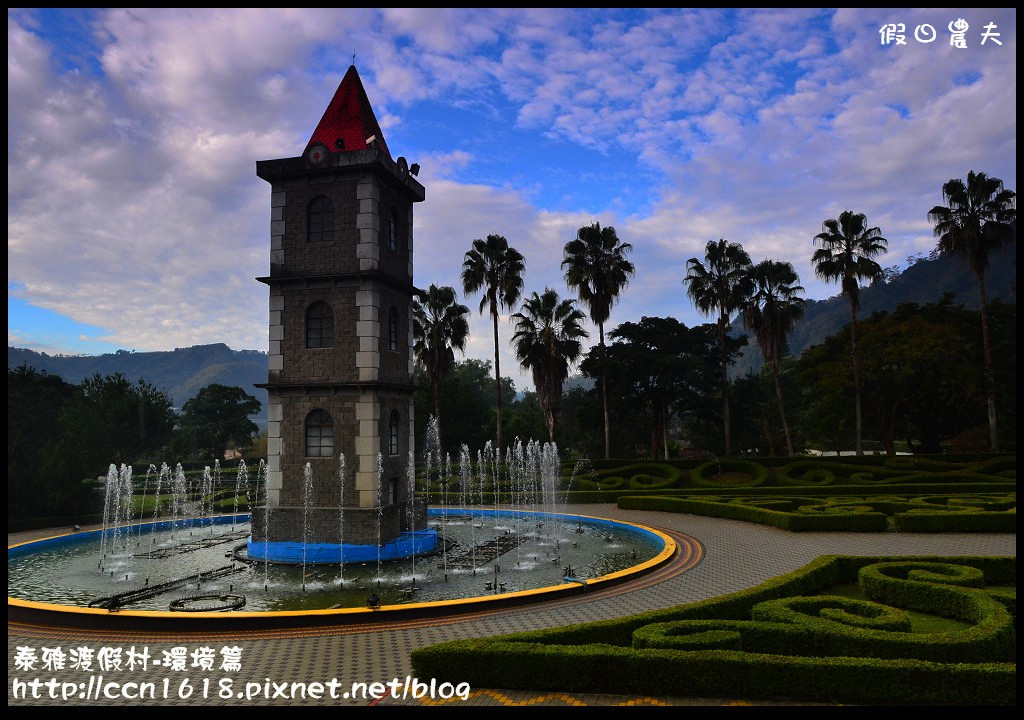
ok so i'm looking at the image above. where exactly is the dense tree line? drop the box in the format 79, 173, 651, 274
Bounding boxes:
412, 295, 1014, 460
413, 170, 1015, 459
7, 368, 260, 520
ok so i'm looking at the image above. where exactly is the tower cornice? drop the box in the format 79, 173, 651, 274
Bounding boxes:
256, 149, 424, 203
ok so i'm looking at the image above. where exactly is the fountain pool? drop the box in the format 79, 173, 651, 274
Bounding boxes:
8, 508, 672, 618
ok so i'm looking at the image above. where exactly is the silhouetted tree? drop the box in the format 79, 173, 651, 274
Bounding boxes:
511, 289, 588, 442
685, 238, 752, 456
741, 261, 806, 456
563, 222, 635, 459
812, 210, 888, 456
928, 171, 1016, 450
462, 234, 525, 453
178, 384, 260, 460
413, 284, 470, 449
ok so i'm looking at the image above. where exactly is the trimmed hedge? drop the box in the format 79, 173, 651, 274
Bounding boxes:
691, 459, 768, 488
424, 484, 1016, 508
608, 482, 1015, 498
908, 495, 1016, 511
777, 461, 898, 486
618, 495, 889, 532
987, 588, 1016, 617
414, 455, 1014, 498
617, 493, 1015, 533
576, 453, 1012, 469
776, 459, 1015, 487
893, 511, 1016, 533
412, 555, 1016, 705
413, 638, 1013, 704
566, 462, 682, 491
633, 592, 1012, 662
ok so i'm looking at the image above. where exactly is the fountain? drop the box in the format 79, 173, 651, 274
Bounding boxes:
8, 67, 676, 624
8, 436, 673, 618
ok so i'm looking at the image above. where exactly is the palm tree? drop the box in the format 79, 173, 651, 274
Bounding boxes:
412, 284, 470, 450
928, 171, 1016, 450
562, 222, 635, 459
461, 234, 525, 453
812, 211, 888, 457
511, 289, 589, 442
741, 260, 805, 457
684, 238, 752, 456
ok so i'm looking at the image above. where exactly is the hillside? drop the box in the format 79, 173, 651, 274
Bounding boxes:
7, 343, 269, 425
731, 242, 1016, 376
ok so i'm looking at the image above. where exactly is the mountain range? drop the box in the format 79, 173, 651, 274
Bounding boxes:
7, 343, 269, 425
730, 242, 1016, 376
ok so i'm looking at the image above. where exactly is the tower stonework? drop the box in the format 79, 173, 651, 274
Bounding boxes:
250, 66, 428, 556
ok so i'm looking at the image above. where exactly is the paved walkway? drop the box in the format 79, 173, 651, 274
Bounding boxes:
8, 506, 1015, 707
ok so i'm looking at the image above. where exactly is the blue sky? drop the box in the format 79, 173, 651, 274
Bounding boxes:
7, 8, 1017, 389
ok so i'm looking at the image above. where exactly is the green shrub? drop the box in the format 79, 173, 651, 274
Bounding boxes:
691, 459, 768, 488
617, 496, 888, 532
632, 625, 744, 651
571, 473, 624, 491
627, 464, 681, 490
434, 455, 1016, 498
755, 595, 913, 633
773, 458, 1016, 488
617, 492, 1013, 533
894, 511, 1016, 533
570, 463, 681, 491
412, 555, 1016, 704
794, 502, 874, 515
884, 456, 965, 473
777, 461, 902, 486
908, 495, 1015, 511
421, 453, 1015, 509
970, 456, 1017, 477
780, 466, 836, 486
986, 588, 1016, 617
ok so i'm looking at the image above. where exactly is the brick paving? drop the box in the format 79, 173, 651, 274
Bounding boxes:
8, 505, 1015, 707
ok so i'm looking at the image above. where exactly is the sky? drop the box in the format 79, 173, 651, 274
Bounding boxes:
7, 8, 1017, 391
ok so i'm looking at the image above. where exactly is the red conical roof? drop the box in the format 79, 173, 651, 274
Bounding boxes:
306, 65, 391, 159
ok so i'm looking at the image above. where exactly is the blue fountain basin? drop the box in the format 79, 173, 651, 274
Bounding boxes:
246, 528, 438, 564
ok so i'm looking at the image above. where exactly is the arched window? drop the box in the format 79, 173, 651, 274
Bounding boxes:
308, 196, 334, 243
388, 307, 399, 352
306, 302, 334, 348
388, 410, 400, 455
387, 207, 398, 251
305, 409, 333, 457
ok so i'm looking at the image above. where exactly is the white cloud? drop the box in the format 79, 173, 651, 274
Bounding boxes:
7, 8, 1017, 394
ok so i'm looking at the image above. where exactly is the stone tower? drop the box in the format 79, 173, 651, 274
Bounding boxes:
249, 66, 430, 561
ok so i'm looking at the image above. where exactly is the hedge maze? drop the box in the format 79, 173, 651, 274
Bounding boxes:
426, 454, 1014, 495
411, 555, 1016, 704
422, 454, 1016, 532
618, 493, 1017, 532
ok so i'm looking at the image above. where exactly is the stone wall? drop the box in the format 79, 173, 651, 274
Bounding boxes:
279, 180, 360, 276
251, 499, 427, 545
275, 283, 358, 384
377, 181, 412, 282
276, 388, 359, 507
377, 287, 410, 384
262, 153, 418, 543
377, 390, 411, 493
